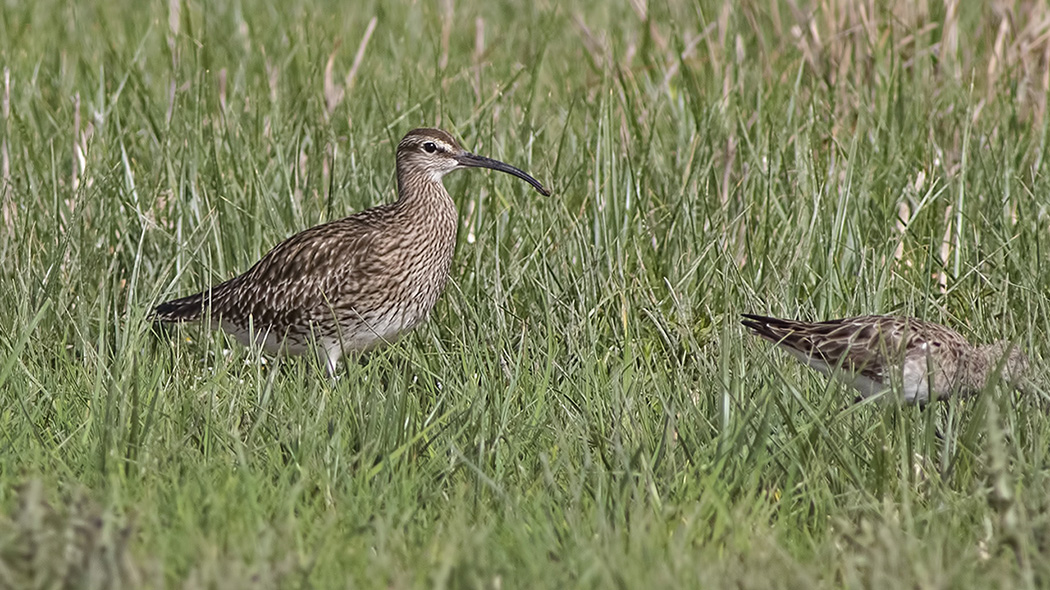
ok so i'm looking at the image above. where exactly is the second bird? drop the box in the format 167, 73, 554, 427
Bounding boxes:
741, 313, 1029, 404
153, 128, 550, 374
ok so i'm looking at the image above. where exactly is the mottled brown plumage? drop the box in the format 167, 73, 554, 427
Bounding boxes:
741, 314, 1029, 404
154, 128, 550, 373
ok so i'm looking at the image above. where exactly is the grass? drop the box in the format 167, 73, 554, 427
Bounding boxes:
2, 0, 1050, 587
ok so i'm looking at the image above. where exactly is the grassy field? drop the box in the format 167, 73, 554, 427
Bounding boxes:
2, 0, 1050, 587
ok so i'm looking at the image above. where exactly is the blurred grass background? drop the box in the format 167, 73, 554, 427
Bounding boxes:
1, 0, 1050, 587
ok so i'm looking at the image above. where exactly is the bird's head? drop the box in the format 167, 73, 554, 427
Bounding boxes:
396, 128, 550, 196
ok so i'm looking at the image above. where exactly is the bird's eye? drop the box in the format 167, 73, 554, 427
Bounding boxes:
422, 142, 438, 154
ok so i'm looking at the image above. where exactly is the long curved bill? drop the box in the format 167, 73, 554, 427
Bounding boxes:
456, 152, 551, 196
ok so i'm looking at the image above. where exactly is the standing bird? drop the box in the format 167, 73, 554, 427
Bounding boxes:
153, 128, 550, 374
741, 313, 1029, 404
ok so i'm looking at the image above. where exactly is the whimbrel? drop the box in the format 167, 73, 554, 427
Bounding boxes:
153, 128, 550, 374
741, 314, 1029, 403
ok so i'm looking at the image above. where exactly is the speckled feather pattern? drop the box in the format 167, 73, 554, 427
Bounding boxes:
153, 128, 548, 373
741, 314, 1029, 403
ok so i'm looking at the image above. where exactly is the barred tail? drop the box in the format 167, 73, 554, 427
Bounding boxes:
152, 291, 209, 322
740, 313, 794, 341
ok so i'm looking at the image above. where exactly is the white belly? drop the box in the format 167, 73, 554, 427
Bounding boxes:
784, 347, 932, 403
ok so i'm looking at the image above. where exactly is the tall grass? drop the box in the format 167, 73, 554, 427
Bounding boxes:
1, 0, 1049, 587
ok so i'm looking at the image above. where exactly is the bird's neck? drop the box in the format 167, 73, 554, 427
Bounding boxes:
391, 169, 460, 266
396, 170, 453, 207
391, 171, 459, 251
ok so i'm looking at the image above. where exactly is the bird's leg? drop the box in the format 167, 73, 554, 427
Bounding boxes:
319, 342, 343, 381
